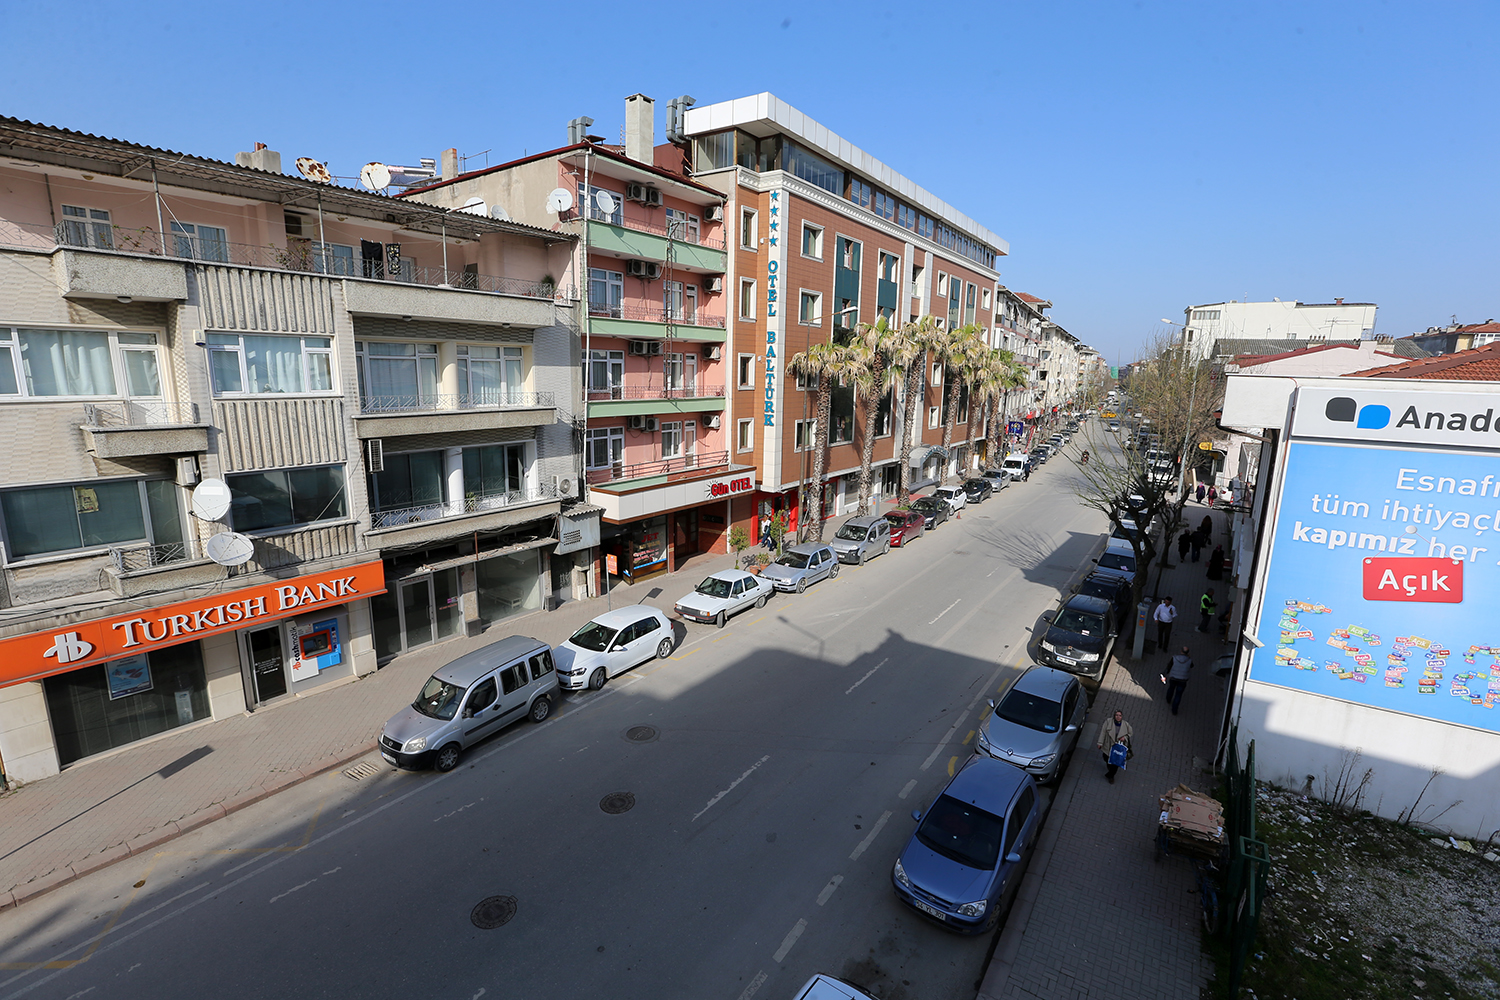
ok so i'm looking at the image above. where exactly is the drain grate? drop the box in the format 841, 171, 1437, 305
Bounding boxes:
600, 791, 636, 815
344, 761, 380, 780
624, 725, 659, 744
471, 895, 517, 929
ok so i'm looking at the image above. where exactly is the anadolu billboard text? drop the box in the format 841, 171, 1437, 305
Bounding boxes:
1251, 386, 1500, 734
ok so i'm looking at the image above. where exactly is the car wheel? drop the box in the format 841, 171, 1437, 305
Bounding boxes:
588, 667, 607, 691
856, 550, 865, 565
656, 637, 673, 659
829, 563, 840, 579
883, 541, 890, 555
434, 743, 461, 772
755, 594, 768, 609
715, 610, 727, 629
529, 695, 552, 723
796, 578, 807, 594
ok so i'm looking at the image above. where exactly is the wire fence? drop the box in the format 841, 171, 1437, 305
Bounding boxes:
1222, 727, 1272, 998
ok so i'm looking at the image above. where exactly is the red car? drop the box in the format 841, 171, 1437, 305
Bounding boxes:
883, 508, 926, 546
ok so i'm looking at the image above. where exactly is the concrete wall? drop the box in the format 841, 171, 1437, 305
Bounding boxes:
0, 681, 58, 783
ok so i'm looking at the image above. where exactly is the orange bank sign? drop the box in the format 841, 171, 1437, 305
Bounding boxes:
0, 561, 386, 688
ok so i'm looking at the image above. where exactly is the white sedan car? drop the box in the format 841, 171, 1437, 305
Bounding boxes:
673, 569, 772, 627
552, 606, 676, 691
933, 484, 968, 513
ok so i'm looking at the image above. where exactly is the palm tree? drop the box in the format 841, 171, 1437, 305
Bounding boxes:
938, 324, 985, 483
973, 349, 1011, 469
788, 341, 862, 542
893, 316, 940, 502
851, 316, 895, 515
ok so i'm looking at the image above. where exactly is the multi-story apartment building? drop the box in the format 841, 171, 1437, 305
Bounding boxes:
1180, 298, 1378, 361
404, 95, 740, 584
0, 117, 584, 782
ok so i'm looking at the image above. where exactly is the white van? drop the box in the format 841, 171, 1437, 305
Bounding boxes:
1002, 453, 1029, 479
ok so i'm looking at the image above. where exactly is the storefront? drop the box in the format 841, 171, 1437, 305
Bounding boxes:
591, 469, 754, 583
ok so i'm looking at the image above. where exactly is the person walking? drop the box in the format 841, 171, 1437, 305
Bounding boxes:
1207, 485, 1218, 508
1165, 646, 1193, 715
1197, 588, 1217, 632
1190, 528, 1205, 563
1097, 709, 1134, 783
1196, 482, 1206, 504
1207, 544, 1225, 581
1177, 530, 1191, 562
1199, 514, 1213, 537
1153, 596, 1177, 650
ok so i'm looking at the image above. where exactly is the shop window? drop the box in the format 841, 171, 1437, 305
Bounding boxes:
227, 465, 347, 532
0, 327, 163, 399
1, 478, 182, 561
211, 333, 334, 395
476, 549, 543, 623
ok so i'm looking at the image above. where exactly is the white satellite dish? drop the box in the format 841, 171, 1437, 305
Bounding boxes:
190, 478, 233, 521
488, 204, 512, 221
360, 162, 392, 191
545, 187, 574, 214
458, 197, 488, 216
594, 190, 617, 215
204, 532, 256, 567
295, 157, 332, 184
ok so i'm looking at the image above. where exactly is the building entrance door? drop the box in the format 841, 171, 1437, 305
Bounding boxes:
247, 625, 287, 702
400, 578, 434, 649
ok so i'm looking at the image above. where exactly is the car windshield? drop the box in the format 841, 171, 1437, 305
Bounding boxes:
777, 551, 810, 569
1078, 581, 1116, 602
568, 620, 619, 652
916, 794, 1004, 871
912, 499, 937, 510
996, 690, 1064, 733
1098, 553, 1135, 571
884, 513, 907, 527
413, 676, 465, 720
695, 577, 733, 599
835, 523, 869, 541
1054, 609, 1105, 635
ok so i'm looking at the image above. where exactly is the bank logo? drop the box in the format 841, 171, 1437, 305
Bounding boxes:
1325, 397, 1391, 429
44, 631, 95, 664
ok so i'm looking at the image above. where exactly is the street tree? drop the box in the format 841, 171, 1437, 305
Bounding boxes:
891, 316, 938, 503
852, 316, 896, 514
937, 323, 984, 483
788, 341, 862, 541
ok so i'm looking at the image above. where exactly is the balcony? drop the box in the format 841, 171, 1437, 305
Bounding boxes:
586, 380, 725, 418
586, 451, 756, 523
586, 450, 731, 489
585, 213, 727, 275
366, 485, 562, 548
81, 401, 210, 458
352, 391, 557, 439
588, 301, 727, 343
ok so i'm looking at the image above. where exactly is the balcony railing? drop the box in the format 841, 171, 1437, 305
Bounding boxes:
358, 390, 555, 414
369, 483, 559, 529
588, 301, 726, 328
586, 450, 730, 486
110, 541, 190, 572
587, 381, 724, 401
585, 207, 726, 250
83, 400, 201, 427
53, 224, 563, 300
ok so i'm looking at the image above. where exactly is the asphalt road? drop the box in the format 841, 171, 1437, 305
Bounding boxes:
0, 449, 1107, 1000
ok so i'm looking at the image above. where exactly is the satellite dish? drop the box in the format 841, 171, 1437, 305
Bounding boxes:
204, 532, 256, 567
545, 187, 574, 214
190, 479, 233, 521
295, 157, 332, 184
594, 190, 617, 215
360, 162, 392, 191
458, 197, 488, 216
488, 204, 512, 221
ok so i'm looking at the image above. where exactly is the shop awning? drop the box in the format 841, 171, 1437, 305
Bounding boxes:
404, 536, 558, 577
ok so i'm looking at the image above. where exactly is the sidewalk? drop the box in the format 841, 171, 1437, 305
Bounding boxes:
979, 502, 1232, 1000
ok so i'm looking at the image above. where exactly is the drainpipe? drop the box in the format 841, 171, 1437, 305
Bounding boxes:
581, 147, 593, 502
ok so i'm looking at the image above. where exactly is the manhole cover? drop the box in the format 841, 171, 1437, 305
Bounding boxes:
471, 895, 517, 929
624, 725, 659, 743
600, 791, 636, 814
344, 761, 380, 781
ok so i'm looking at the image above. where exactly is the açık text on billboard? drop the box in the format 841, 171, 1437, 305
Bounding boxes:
1253, 440, 1500, 732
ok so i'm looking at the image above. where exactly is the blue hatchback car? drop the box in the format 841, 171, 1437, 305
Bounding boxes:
891, 756, 1041, 933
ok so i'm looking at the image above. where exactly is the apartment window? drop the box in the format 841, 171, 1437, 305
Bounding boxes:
799, 291, 823, 326
60, 205, 113, 249
917, 214, 935, 241
740, 208, 758, 249
936, 273, 948, 297
801, 223, 823, 259
738, 278, 756, 320
897, 204, 916, 231
931, 362, 943, 386
589, 268, 625, 318
1, 478, 182, 561
848, 177, 872, 210
664, 207, 701, 244
368, 449, 445, 513
587, 350, 624, 394
965, 283, 977, 325
227, 465, 347, 532
736, 417, 753, 452
578, 184, 624, 225
458, 345, 524, 403
873, 190, 896, 221
911, 264, 924, 299
983, 288, 992, 310
783, 142, 843, 195
463, 443, 529, 499
585, 426, 624, 470
661, 421, 683, 460
1192, 310, 1221, 321
0, 327, 163, 398
794, 418, 818, 451
663, 352, 697, 393
928, 406, 940, 429
354, 341, 435, 406
737, 353, 755, 389
207, 333, 332, 396
664, 281, 697, 323
170, 221, 228, 262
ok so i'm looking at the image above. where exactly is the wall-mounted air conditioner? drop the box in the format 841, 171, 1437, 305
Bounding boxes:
705, 205, 724, 222
626, 183, 648, 203
701, 276, 723, 293
645, 341, 663, 356
644, 262, 662, 280
629, 340, 651, 355
626, 259, 649, 277
643, 187, 662, 207
644, 416, 658, 431
701, 345, 722, 361
704, 415, 721, 429
627, 415, 646, 429
175, 455, 199, 487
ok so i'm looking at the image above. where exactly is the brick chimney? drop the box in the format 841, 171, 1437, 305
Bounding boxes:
625, 94, 654, 164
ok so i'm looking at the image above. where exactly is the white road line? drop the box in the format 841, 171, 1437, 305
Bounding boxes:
321, 867, 341, 876
736, 970, 768, 1000
816, 875, 843, 906
898, 779, 918, 799
471, 989, 486, 1000
926, 599, 961, 625
844, 657, 889, 695
848, 811, 892, 861
268, 878, 316, 904
920, 712, 970, 771
224, 846, 286, 876
772, 918, 808, 963
691, 755, 771, 822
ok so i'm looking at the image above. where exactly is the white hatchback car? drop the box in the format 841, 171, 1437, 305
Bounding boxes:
673, 569, 772, 627
552, 606, 676, 691
933, 484, 968, 512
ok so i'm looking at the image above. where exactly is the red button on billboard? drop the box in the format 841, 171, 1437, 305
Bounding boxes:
1362, 557, 1463, 603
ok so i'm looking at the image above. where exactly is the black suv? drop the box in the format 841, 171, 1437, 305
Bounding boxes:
1073, 572, 1133, 623
962, 478, 994, 503
909, 496, 949, 530
1035, 594, 1118, 681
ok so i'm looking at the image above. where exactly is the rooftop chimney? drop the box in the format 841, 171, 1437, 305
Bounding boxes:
1335, 297, 1344, 305
235, 142, 282, 173
625, 94, 654, 164
441, 148, 458, 181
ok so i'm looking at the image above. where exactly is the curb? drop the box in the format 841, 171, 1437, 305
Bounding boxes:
0, 739, 378, 911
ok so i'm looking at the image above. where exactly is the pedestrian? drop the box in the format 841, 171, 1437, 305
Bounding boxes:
1207, 544, 1225, 581
1097, 709, 1134, 783
1196, 482, 1206, 504
1153, 596, 1177, 650
1198, 588, 1217, 632
1217, 600, 1234, 642
1165, 646, 1193, 715
1177, 530, 1191, 561
1199, 514, 1212, 537
1207, 485, 1217, 508
1190, 529, 1205, 562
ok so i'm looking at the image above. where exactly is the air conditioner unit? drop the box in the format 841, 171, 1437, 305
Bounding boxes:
701, 345, 722, 361
644, 416, 659, 432
626, 259, 649, 277
704, 415, 721, 430
644, 262, 662, 280
554, 476, 574, 496
367, 439, 385, 473
643, 187, 662, 207
629, 340, 651, 355
646, 341, 663, 356
705, 205, 724, 222
626, 182, 647, 203
701, 276, 723, 293
174, 455, 199, 487
627, 415, 646, 429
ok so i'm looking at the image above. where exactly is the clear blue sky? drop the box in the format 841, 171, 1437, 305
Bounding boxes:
5, 1, 1495, 362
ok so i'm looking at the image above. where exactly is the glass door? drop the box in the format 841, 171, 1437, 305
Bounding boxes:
247, 625, 288, 702
401, 579, 434, 649
433, 569, 462, 641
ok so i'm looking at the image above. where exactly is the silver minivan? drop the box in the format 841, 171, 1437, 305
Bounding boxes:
379, 634, 560, 772
829, 515, 892, 564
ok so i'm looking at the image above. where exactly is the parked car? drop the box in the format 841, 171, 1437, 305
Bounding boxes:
1111, 518, 1147, 544
553, 606, 676, 690
962, 478, 994, 504
1072, 572, 1134, 623
674, 569, 772, 627
884, 508, 927, 546
909, 496, 949, 530
1091, 537, 1139, 585
891, 755, 1041, 933
830, 514, 893, 564
975, 665, 1089, 784
1035, 593, 1118, 680
760, 543, 840, 593
1001, 454, 1030, 480
933, 484, 968, 513
379, 635, 560, 772
980, 468, 1012, 490
1105, 421, 1119, 433
790, 976, 879, 1000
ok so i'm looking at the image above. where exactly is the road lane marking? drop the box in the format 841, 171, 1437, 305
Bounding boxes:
844, 657, 889, 695
671, 648, 703, 660
920, 711, 970, 771
962, 730, 975, 745
268, 878, 316, 904
898, 779, 917, 799
926, 599, 961, 625
736, 970, 768, 1000
691, 755, 771, 822
772, 919, 807, 963
816, 875, 843, 906
947, 756, 958, 776
848, 810, 892, 861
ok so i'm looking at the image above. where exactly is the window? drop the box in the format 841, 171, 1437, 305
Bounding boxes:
170, 221, 228, 262
873, 190, 896, 221
911, 264, 924, 299
936, 273, 948, 297
1192, 310, 1221, 321
500, 664, 526, 695
965, 283, 977, 325
664, 207, 700, 244
587, 350, 624, 394
931, 362, 943, 386
1, 478, 183, 561
661, 421, 683, 460
664, 281, 697, 323
589, 268, 625, 318
578, 184, 624, 225
227, 465, 347, 532
917, 214, 935, 241
783, 142, 843, 195
897, 204, 916, 231
848, 177, 872, 210
738, 278, 756, 320
354, 341, 434, 405
585, 426, 624, 470
465, 677, 497, 713
801, 224, 823, 259
928, 406, 940, 429
799, 291, 822, 326
210, 333, 332, 396
369, 449, 445, 512
740, 208, 758, 249
839, 238, 858, 270
737, 353, 755, 389
663, 352, 697, 393
736, 417, 753, 452
529, 651, 554, 681
983, 288, 993, 309
60, 205, 113, 249
1004, 786, 1036, 855
0, 327, 163, 399
458, 345, 524, 403
695, 131, 736, 171
794, 418, 818, 451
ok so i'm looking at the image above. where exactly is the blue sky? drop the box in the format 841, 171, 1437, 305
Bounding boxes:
5, 0, 1495, 362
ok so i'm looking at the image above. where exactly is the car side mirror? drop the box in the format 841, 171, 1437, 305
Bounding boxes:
611, 644, 626, 652
1041, 610, 1055, 622
1006, 852, 1023, 864
461, 707, 474, 719
1065, 724, 1078, 733
987, 699, 995, 709
910, 809, 923, 822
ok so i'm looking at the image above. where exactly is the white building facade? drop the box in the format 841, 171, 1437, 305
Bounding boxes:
1181, 299, 1378, 361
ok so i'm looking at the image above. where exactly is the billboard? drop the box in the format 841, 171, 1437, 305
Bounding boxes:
1250, 386, 1500, 733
